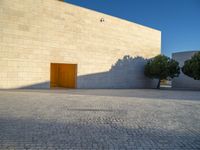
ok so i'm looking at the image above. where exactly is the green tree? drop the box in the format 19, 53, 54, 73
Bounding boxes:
182, 52, 200, 80
144, 55, 180, 88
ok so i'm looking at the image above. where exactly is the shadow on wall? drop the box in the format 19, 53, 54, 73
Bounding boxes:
78, 55, 157, 88
18, 55, 157, 89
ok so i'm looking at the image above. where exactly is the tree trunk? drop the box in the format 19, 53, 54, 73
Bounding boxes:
157, 79, 161, 89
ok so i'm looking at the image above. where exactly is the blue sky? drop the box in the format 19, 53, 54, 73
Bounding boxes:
64, 0, 200, 57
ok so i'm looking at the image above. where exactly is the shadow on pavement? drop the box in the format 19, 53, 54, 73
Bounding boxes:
1, 89, 200, 101
0, 117, 200, 149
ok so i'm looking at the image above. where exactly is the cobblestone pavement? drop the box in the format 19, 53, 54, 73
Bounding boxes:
0, 89, 200, 150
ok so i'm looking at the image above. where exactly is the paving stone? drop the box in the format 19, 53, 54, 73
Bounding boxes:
0, 89, 200, 149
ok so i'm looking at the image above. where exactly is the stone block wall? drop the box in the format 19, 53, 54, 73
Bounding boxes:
0, 0, 161, 89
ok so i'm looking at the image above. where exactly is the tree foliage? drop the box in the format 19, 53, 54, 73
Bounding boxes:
182, 52, 200, 80
144, 55, 180, 88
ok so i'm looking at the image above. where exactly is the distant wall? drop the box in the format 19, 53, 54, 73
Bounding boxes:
0, 0, 161, 89
172, 51, 200, 90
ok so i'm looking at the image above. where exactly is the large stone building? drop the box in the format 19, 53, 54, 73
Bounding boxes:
0, 0, 161, 89
172, 51, 200, 90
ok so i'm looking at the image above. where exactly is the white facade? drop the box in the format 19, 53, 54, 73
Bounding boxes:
172, 51, 200, 90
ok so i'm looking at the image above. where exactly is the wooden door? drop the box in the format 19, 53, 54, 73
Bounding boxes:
50, 63, 59, 88
50, 63, 77, 88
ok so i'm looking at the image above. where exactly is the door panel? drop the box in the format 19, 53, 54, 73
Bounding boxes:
50, 63, 59, 87
50, 63, 77, 89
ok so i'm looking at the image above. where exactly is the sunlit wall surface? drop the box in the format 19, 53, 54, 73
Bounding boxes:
0, 0, 161, 89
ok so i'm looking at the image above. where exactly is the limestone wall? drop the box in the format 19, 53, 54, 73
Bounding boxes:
0, 0, 161, 89
172, 51, 200, 90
